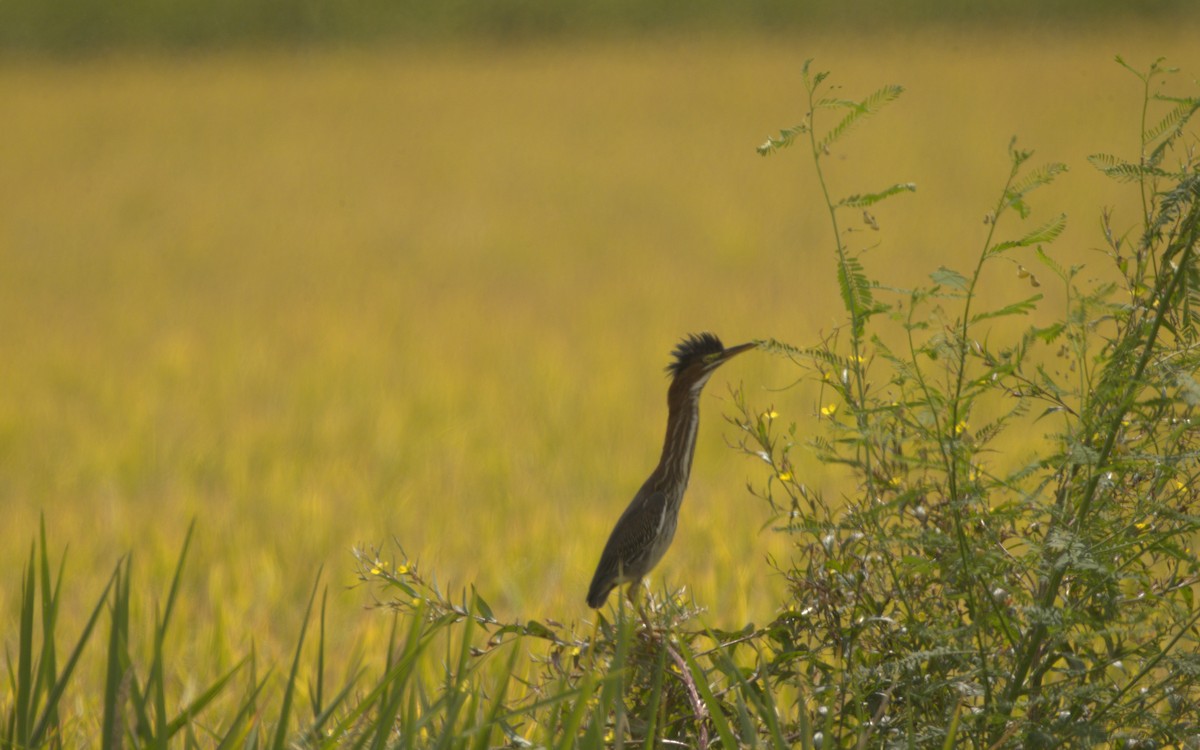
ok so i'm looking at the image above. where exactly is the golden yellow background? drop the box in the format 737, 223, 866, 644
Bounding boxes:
2, 27, 1198, 688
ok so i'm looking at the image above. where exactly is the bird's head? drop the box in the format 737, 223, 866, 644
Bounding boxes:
666, 333, 756, 389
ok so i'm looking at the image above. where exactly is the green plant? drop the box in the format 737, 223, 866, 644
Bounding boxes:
736, 57, 1200, 747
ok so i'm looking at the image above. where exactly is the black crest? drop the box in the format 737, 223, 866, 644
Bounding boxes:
667, 332, 725, 377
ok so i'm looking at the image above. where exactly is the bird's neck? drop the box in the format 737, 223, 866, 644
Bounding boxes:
656, 381, 705, 490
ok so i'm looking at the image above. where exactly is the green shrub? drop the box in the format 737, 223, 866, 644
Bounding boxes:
735, 56, 1200, 747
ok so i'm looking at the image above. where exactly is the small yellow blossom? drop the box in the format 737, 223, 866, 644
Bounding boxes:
888, 476, 902, 488
370, 566, 382, 576
1173, 479, 1187, 492
763, 409, 779, 420
397, 563, 410, 575
778, 471, 793, 482
821, 403, 839, 417
570, 646, 581, 656
954, 420, 969, 436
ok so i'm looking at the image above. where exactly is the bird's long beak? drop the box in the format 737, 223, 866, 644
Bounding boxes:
717, 341, 757, 362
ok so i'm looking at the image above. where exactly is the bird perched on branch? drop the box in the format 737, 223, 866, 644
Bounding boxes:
586, 332, 756, 610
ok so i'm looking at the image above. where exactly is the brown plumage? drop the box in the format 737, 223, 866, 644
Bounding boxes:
586, 333, 756, 609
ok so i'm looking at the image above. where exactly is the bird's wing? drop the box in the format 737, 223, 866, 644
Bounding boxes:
603, 487, 669, 567
587, 486, 667, 603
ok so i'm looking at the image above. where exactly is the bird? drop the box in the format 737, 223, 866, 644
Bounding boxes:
586, 332, 756, 610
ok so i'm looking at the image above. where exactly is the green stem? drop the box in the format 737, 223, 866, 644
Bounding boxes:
803, 72, 876, 503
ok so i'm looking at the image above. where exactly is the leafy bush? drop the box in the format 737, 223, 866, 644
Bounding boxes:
735, 56, 1200, 747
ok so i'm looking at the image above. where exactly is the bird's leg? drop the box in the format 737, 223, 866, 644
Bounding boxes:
625, 580, 653, 631
586, 613, 602, 671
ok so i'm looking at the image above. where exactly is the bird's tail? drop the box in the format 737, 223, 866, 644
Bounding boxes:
586, 575, 615, 609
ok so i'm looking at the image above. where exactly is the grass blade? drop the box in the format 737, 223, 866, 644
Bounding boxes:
34, 518, 63, 742
270, 567, 323, 750
101, 560, 131, 750
640, 643, 668, 750
214, 666, 271, 750
14, 543, 36, 749
165, 656, 249, 738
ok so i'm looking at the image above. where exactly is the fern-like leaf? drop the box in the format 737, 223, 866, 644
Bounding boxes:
1144, 98, 1200, 145
838, 183, 918, 208
1034, 245, 1071, 283
930, 267, 969, 291
1005, 163, 1068, 218
757, 123, 809, 156
989, 214, 1068, 255
1088, 153, 1151, 183
755, 338, 808, 359
1147, 96, 1200, 166
837, 251, 879, 335
818, 85, 903, 153
969, 295, 1043, 324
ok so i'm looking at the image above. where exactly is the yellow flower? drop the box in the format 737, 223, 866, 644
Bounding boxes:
762, 409, 779, 420
954, 420, 969, 435
370, 566, 382, 576
778, 471, 793, 482
397, 563, 410, 575
821, 403, 838, 417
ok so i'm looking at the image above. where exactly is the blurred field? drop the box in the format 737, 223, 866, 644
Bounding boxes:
2, 26, 1199, 694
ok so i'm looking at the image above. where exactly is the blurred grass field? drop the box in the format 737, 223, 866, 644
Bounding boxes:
2, 25, 1199, 695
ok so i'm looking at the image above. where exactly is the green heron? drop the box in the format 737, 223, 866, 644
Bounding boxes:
586, 332, 756, 610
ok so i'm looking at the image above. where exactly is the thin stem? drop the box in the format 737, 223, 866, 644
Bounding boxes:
803, 70, 878, 504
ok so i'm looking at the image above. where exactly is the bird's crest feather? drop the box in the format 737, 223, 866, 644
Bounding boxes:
667, 332, 725, 377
